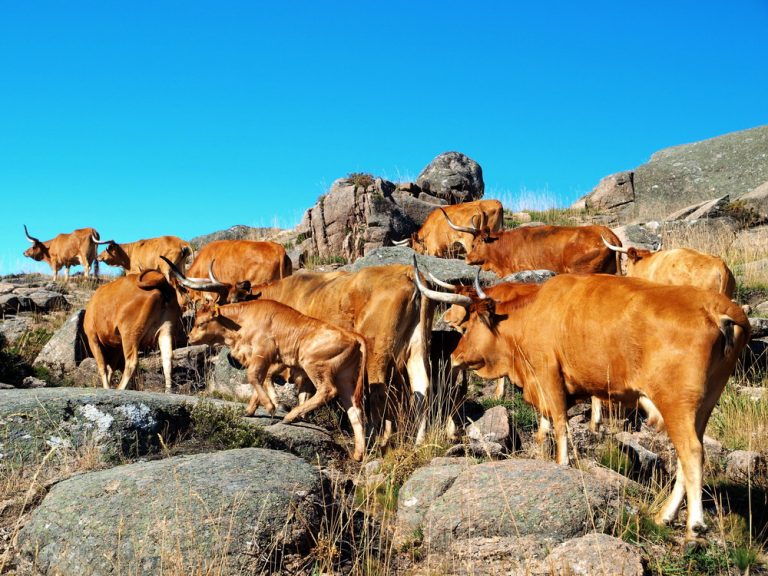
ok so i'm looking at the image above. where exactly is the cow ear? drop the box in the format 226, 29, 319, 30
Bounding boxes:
627, 247, 640, 262
237, 280, 252, 293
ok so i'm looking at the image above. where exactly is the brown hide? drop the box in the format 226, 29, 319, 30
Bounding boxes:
452, 273, 749, 540
466, 225, 621, 276
83, 271, 182, 391
186, 240, 292, 301
625, 247, 736, 297
412, 200, 503, 257
23, 227, 100, 280
98, 235, 192, 277
189, 300, 367, 460
253, 264, 435, 441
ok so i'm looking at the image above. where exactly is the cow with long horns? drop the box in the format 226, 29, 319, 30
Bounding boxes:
23, 225, 100, 281
441, 211, 622, 275
94, 235, 192, 279
393, 199, 503, 257
181, 240, 292, 305
601, 237, 736, 297
415, 260, 749, 542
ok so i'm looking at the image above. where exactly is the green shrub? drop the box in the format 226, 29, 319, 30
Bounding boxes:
190, 400, 267, 450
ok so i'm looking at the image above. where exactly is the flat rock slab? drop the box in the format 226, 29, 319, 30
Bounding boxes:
17, 448, 328, 575
543, 532, 644, 575
0, 388, 193, 460
420, 459, 617, 553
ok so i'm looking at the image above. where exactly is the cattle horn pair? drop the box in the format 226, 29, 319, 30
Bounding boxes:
23, 225, 40, 244
412, 256, 472, 306
161, 256, 227, 292
392, 238, 410, 246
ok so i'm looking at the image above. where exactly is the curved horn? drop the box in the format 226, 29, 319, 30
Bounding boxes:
427, 272, 457, 291
601, 236, 628, 254
412, 256, 471, 306
207, 260, 228, 287
392, 238, 410, 246
440, 208, 478, 235
24, 225, 39, 243
161, 256, 226, 292
474, 268, 488, 300
92, 234, 115, 245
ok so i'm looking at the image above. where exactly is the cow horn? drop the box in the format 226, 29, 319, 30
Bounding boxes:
207, 260, 228, 287
440, 208, 478, 235
92, 234, 114, 245
474, 268, 488, 300
392, 238, 410, 246
161, 256, 226, 292
601, 236, 628, 254
23, 225, 39, 244
427, 272, 457, 291
412, 256, 471, 306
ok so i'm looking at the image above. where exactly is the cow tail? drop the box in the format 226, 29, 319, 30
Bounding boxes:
353, 334, 367, 411
718, 314, 748, 358
282, 252, 293, 278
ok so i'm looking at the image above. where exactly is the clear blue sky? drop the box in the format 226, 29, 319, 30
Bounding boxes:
2, 0, 767, 275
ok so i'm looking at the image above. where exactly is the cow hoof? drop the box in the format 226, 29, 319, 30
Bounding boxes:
683, 535, 707, 552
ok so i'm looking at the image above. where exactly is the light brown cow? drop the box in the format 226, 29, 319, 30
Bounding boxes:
83, 271, 182, 392
425, 272, 749, 542
396, 199, 504, 257
23, 225, 100, 281
168, 261, 435, 445
183, 240, 292, 304
95, 235, 192, 278
188, 300, 367, 461
441, 212, 622, 276
602, 238, 736, 298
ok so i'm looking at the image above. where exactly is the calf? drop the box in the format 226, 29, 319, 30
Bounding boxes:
188, 300, 367, 461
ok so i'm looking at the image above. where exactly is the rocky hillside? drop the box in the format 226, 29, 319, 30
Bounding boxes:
574, 125, 768, 221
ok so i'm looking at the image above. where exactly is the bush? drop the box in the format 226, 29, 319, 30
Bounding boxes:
190, 400, 267, 450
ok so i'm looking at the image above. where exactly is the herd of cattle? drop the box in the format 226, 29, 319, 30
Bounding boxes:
22, 198, 748, 542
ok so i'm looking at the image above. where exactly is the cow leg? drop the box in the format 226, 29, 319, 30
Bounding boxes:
664, 414, 707, 540
158, 324, 174, 393
656, 458, 687, 526
589, 397, 602, 433
79, 254, 90, 278
64, 267, 70, 282
535, 415, 551, 445
245, 362, 273, 417
89, 337, 111, 389
494, 377, 506, 399
117, 346, 139, 390
282, 370, 335, 424
405, 326, 430, 444
298, 391, 309, 405
638, 395, 665, 431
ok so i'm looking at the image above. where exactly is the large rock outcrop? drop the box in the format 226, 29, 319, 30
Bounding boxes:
17, 448, 329, 575
574, 125, 768, 221
295, 152, 485, 262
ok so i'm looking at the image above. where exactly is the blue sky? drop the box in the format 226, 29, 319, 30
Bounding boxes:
2, 0, 767, 276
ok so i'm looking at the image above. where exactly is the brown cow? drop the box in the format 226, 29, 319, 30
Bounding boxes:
424, 272, 749, 542
602, 238, 736, 298
94, 235, 192, 278
441, 212, 622, 276
183, 240, 292, 304
395, 199, 504, 257
83, 271, 182, 392
188, 300, 367, 461
168, 261, 435, 445
23, 225, 100, 281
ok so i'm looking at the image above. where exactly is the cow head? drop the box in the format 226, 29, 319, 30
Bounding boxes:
94, 238, 130, 269
162, 256, 255, 307
441, 209, 498, 265
23, 225, 48, 261
602, 236, 659, 276
188, 303, 241, 345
